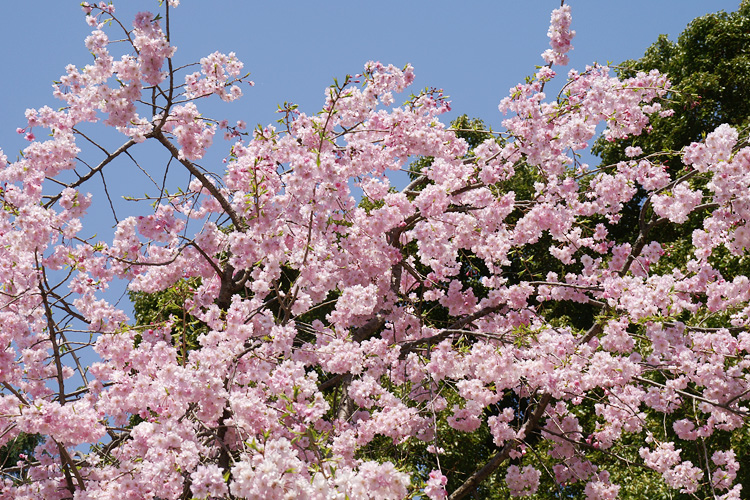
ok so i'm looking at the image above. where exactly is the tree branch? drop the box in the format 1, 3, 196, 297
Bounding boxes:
449, 393, 553, 500
44, 137, 137, 208
152, 130, 243, 231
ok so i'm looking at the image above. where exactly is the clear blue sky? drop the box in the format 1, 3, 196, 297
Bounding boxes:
0, 0, 742, 261
0, 1, 742, 156
0, 0, 741, 244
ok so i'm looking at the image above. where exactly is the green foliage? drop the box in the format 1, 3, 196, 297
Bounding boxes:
595, 1, 750, 169
0, 433, 41, 484
583, 3, 750, 497
129, 278, 204, 363
375, 4, 750, 495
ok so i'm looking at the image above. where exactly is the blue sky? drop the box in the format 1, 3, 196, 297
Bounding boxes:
0, 0, 742, 259
0, 0, 741, 256
0, 1, 742, 156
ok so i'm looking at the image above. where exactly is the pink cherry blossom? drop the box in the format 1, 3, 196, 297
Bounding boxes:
542, 5, 575, 66
1, 2, 749, 499
505, 465, 541, 496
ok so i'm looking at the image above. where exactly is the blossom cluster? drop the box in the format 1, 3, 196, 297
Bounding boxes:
0, 1, 749, 499
542, 5, 575, 66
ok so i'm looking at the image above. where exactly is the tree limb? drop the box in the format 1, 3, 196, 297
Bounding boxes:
449, 393, 553, 500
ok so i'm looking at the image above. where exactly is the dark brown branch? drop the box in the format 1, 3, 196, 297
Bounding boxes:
57, 440, 86, 493
449, 393, 553, 500
45, 137, 137, 208
622, 222, 665, 276
99, 169, 118, 223
2, 382, 28, 405
633, 376, 749, 417
152, 130, 243, 230
399, 304, 504, 358
38, 269, 67, 406
350, 313, 388, 344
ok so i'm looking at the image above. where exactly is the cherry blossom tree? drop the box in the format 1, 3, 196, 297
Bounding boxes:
0, 2, 748, 499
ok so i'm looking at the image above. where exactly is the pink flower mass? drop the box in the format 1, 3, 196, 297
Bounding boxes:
0, 1, 749, 499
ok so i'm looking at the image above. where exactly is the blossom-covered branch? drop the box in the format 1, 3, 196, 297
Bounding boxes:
1, 2, 749, 499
